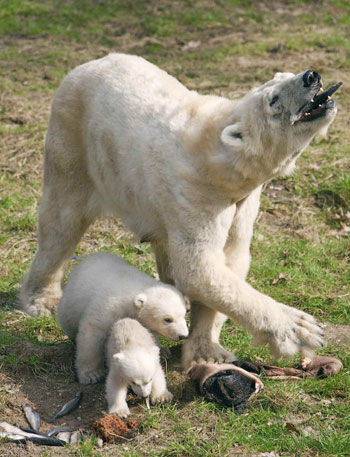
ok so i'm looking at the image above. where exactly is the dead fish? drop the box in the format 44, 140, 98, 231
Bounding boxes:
23, 403, 41, 431
46, 426, 75, 437
0, 422, 65, 446
56, 431, 71, 443
55, 391, 83, 419
20, 427, 47, 437
145, 396, 150, 410
0, 431, 26, 443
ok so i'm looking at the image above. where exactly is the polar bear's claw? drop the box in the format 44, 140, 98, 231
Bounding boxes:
182, 340, 237, 370
252, 304, 324, 359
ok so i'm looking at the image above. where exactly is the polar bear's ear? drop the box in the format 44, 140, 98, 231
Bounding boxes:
113, 352, 125, 361
220, 124, 244, 148
273, 71, 295, 81
134, 293, 147, 308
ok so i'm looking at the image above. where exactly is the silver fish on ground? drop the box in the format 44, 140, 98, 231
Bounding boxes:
0, 431, 26, 443
0, 422, 65, 446
46, 426, 75, 437
54, 392, 83, 419
20, 427, 47, 437
23, 403, 41, 431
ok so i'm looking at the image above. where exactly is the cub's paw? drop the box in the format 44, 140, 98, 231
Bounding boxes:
78, 368, 105, 385
182, 338, 237, 370
109, 403, 130, 418
252, 304, 324, 358
151, 390, 173, 405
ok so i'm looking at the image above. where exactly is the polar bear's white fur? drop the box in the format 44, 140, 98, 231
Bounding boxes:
57, 252, 188, 384
106, 318, 173, 418
22, 54, 337, 368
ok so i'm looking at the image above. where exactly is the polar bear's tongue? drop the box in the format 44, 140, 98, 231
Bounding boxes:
300, 81, 342, 122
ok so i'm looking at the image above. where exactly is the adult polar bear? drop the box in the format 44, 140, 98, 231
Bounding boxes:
20, 54, 339, 368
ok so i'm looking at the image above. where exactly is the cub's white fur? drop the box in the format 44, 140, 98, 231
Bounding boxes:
57, 252, 188, 384
106, 318, 173, 418
22, 54, 337, 368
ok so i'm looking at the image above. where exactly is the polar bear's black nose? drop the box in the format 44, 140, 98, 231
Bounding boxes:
178, 334, 188, 340
303, 70, 321, 87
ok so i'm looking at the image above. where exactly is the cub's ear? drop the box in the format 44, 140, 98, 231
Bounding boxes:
220, 124, 244, 148
113, 352, 125, 361
134, 293, 147, 308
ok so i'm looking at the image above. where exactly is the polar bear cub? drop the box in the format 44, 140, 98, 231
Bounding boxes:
57, 252, 188, 384
106, 318, 173, 417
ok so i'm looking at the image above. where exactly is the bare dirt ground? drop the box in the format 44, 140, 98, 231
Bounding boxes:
1, 322, 349, 456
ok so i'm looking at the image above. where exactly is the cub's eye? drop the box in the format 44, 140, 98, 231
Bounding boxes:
270, 94, 279, 106
164, 317, 173, 324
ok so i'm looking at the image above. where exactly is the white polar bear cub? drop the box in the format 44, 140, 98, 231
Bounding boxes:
57, 252, 188, 384
106, 318, 173, 417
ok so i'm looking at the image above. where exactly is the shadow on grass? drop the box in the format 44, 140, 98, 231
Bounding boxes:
0, 291, 18, 310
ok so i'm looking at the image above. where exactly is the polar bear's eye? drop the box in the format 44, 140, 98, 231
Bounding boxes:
270, 94, 279, 106
164, 317, 173, 324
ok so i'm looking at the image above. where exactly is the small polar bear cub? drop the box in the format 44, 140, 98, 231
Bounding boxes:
106, 318, 173, 417
57, 252, 188, 384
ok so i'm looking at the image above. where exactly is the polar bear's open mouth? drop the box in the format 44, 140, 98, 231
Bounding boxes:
298, 82, 342, 122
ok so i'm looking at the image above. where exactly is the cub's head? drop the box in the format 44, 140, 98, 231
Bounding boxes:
113, 347, 159, 397
134, 285, 189, 341
221, 70, 341, 178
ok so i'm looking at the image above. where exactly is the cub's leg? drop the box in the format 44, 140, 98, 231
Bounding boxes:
75, 317, 106, 384
150, 365, 173, 404
106, 370, 130, 417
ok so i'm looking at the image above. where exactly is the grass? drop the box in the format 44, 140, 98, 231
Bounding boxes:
0, 0, 349, 456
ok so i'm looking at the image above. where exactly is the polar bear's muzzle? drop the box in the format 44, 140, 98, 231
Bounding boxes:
294, 71, 342, 124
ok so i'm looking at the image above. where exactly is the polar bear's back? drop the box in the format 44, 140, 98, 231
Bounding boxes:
57, 252, 155, 339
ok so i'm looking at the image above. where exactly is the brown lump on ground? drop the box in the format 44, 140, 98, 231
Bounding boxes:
92, 414, 141, 443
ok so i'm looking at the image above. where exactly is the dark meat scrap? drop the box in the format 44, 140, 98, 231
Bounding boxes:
188, 362, 263, 414
202, 369, 257, 414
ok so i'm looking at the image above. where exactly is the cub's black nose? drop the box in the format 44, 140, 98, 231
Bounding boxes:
303, 70, 321, 87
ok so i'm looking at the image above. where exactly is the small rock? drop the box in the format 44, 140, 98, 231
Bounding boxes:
96, 438, 103, 448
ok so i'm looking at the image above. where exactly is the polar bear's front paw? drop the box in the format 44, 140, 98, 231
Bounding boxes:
78, 368, 105, 385
151, 390, 173, 405
109, 402, 130, 418
182, 338, 237, 370
252, 304, 324, 358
